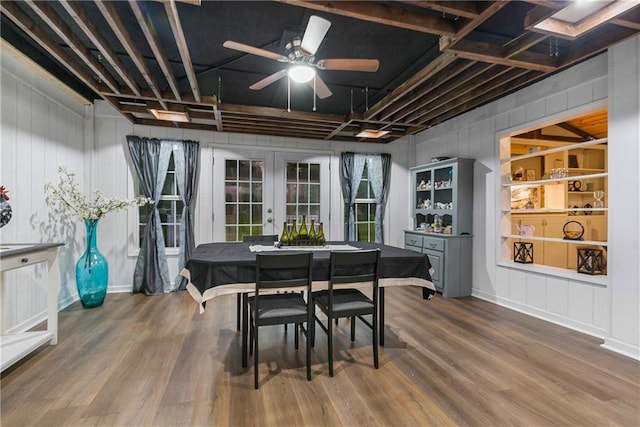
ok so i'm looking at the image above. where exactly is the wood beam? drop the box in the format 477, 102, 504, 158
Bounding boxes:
420, 70, 542, 127
502, 32, 550, 58
95, 0, 167, 109
58, 0, 141, 96
611, 8, 640, 30
445, 0, 510, 46
23, 0, 121, 94
218, 103, 345, 124
164, 0, 201, 102
407, 65, 515, 124
402, 1, 480, 19
555, 122, 595, 141
443, 39, 558, 72
277, 1, 457, 36
129, 0, 182, 101
391, 62, 495, 123
365, 52, 457, 120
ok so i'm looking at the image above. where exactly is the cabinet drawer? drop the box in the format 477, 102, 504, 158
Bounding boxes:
423, 236, 445, 252
404, 234, 423, 248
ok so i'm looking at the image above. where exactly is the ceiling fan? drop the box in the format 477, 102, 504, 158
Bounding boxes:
223, 15, 379, 99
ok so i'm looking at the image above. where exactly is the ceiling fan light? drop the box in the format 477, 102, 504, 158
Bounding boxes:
288, 65, 315, 83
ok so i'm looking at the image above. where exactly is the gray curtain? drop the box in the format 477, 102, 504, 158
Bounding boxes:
367, 153, 391, 243
173, 140, 200, 291
126, 135, 172, 295
340, 152, 366, 241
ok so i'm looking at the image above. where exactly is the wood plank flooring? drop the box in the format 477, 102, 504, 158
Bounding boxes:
2, 288, 639, 426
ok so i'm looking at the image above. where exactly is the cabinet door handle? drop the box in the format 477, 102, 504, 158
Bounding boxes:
410, 239, 417, 245
21, 257, 29, 263
429, 243, 437, 248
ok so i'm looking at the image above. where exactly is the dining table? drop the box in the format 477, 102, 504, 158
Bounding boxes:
181, 241, 435, 367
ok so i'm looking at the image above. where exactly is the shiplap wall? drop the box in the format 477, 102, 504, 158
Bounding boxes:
413, 36, 640, 359
1, 46, 88, 333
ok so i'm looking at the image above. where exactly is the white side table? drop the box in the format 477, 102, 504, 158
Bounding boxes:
1, 243, 63, 372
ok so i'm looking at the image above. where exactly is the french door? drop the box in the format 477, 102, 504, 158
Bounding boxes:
212, 147, 330, 242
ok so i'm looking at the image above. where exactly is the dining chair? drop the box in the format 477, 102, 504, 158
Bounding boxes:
311, 249, 380, 377
248, 251, 313, 389
235, 235, 279, 331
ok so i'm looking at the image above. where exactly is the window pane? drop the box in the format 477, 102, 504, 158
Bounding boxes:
238, 204, 250, 224
309, 164, 320, 183
225, 183, 237, 202
225, 160, 237, 180
226, 204, 236, 224
251, 225, 263, 236
357, 223, 369, 241
238, 225, 251, 240
251, 161, 263, 181
238, 182, 250, 202
225, 226, 236, 241
252, 204, 262, 223
162, 172, 175, 195
309, 183, 320, 203
252, 183, 263, 202
309, 204, 320, 219
239, 160, 251, 180
157, 200, 172, 222
356, 204, 368, 221
286, 204, 297, 219
298, 183, 308, 203
286, 184, 297, 203
298, 163, 309, 182
287, 163, 297, 181
356, 180, 369, 198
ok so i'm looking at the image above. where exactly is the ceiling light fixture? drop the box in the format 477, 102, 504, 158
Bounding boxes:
149, 109, 190, 123
288, 65, 315, 83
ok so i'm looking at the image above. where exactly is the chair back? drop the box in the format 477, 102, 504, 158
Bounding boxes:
243, 234, 278, 243
255, 252, 313, 292
329, 249, 380, 288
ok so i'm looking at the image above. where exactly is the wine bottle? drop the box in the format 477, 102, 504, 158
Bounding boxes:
290, 219, 298, 244
299, 215, 308, 244
280, 222, 290, 246
317, 222, 326, 246
309, 219, 316, 244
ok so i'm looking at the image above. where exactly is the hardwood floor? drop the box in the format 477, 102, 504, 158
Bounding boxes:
2, 288, 639, 426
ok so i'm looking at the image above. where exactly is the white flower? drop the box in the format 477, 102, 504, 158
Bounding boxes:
45, 166, 152, 221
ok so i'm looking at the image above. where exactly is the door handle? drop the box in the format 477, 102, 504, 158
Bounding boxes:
267, 218, 273, 223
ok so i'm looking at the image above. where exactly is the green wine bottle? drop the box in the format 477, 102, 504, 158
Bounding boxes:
308, 219, 316, 245
298, 215, 308, 244
317, 222, 326, 246
280, 222, 290, 246
290, 219, 298, 244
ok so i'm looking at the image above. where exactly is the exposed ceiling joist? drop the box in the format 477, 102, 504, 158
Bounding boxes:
164, 0, 201, 102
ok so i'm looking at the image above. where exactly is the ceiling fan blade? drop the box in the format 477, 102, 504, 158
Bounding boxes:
308, 75, 332, 99
300, 15, 331, 56
249, 69, 288, 90
316, 59, 380, 72
223, 40, 288, 62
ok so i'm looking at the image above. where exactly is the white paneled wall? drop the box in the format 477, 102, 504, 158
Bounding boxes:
414, 36, 640, 359
1, 48, 88, 333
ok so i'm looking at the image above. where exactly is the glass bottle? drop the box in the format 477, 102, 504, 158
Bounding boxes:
290, 219, 298, 244
308, 219, 316, 244
280, 222, 290, 246
298, 215, 308, 244
317, 222, 326, 246
434, 215, 442, 233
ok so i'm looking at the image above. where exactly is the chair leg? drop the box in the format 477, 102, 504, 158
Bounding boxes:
328, 316, 334, 377
236, 293, 241, 332
249, 314, 254, 356
373, 312, 379, 369
350, 316, 356, 342
254, 325, 259, 389
294, 323, 299, 349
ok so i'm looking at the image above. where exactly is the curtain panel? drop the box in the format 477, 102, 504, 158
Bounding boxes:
340, 152, 391, 243
126, 136, 200, 294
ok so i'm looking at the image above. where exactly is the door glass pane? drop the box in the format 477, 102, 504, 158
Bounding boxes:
285, 161, 320, 226
224, 159, 265, 241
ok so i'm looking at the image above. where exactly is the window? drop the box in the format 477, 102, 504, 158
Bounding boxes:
285, 161, 321, 227
354, 163, 376, 242
224, 159, 264, 241
138, 153, 184, 248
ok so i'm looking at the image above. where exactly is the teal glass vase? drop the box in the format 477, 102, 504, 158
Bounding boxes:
75, 219, 108, 308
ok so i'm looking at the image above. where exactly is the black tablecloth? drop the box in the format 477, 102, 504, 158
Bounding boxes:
184, 241, 433, 298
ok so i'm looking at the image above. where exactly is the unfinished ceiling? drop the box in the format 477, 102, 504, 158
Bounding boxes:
1, 1, 638, 143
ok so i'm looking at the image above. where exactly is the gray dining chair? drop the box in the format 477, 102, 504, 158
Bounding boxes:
235, 235, 279, 331
311, 249, 380, 377
248, 252, 313, 389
